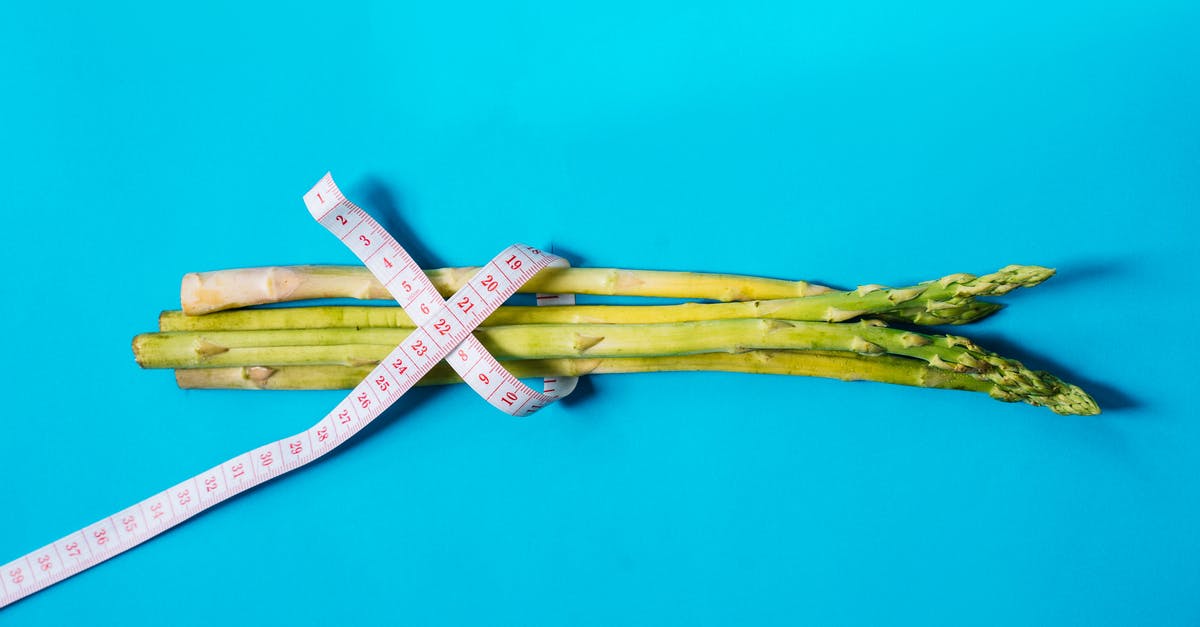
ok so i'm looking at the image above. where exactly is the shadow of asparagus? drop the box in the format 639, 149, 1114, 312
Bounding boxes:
1038, 259, 1131, 292
546, 243, 590, 268
556, 371, 599, 408
355, 176, 450, 270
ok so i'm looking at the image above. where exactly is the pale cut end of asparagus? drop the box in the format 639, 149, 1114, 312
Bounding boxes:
182, 266, 392, 315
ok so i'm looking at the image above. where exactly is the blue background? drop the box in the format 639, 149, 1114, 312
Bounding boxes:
2, 1, 1197, 625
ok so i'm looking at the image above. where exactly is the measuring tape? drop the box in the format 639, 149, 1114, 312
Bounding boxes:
0, 173, 576, 609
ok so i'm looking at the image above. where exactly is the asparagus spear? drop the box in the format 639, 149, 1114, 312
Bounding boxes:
158, 299, 998, 332
168, 265, 1052, 329
181, 265, 833, 314
175, 351, 996, 396
133, 319, 1098, 415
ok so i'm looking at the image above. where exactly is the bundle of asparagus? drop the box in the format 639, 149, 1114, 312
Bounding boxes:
132, 264, 1100, 415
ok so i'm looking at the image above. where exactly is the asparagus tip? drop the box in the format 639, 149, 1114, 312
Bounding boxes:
952, 265, 1055, 298
951, 338, 1099, 416
1048, 382, 1101, 416
989, 373, 1100, 416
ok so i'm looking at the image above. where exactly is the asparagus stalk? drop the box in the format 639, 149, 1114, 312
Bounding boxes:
159, 299, 996, 332
175, 351, 996, 395
133, 319, 1098, 415
167, 265, 1052, 329
181, 265, 834, 314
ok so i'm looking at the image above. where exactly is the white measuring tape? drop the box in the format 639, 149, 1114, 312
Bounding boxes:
0, 173, 576, 609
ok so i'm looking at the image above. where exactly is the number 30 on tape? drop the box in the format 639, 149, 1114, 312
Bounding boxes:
0, 173, 576, 608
